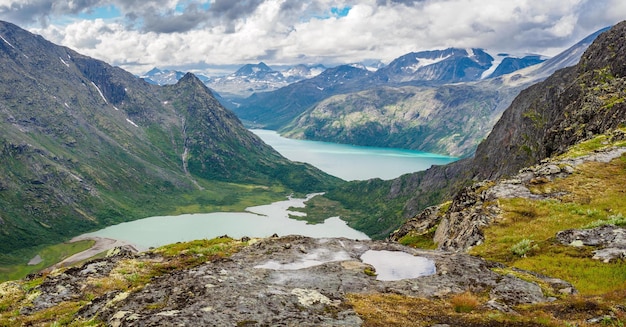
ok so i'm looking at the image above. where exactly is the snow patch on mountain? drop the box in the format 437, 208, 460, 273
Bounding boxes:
91, 82, 107, 103
406, 54, 452, 72
0, 34, 15, 49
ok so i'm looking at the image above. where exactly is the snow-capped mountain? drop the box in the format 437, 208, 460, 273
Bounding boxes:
233, 64, 372, 128
496, 25, 611, 87
373, 48, 494, 83
141, 67, 187, 85
206, 62, 288, 98
483, 54, 546, 79
141, 67, 211, 85
282, 64, 326, 83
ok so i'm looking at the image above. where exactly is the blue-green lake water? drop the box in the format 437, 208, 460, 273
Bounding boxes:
79, 131, 456, 248
251, 129, 457, 181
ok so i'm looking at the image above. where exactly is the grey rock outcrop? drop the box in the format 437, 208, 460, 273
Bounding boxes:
388, 204, 442, 241
557, 225, 626, 262
17, 236, 574, 326
410, 147, 626, 253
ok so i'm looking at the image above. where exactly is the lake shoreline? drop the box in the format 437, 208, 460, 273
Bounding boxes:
43, 236, 140, 272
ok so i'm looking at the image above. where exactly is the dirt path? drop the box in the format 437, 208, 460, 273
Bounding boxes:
47, 236, 139, 271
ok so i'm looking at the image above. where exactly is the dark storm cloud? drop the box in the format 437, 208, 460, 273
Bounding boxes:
0, 0, 268, 33
471, 22, 495, 34
279, 0, 307, 14
0, 1, 53, 25
209, 0, 264, 21
141, 3, 210, 33
0, 0, 102, 26
134, 0, 266, 34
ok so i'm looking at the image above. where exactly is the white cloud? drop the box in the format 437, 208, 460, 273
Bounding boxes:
17, 0, 626, 75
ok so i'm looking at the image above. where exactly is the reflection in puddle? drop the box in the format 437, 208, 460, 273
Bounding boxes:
360, 250, 436, 281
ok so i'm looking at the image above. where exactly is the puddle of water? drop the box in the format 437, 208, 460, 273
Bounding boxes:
360, 250, 436, 281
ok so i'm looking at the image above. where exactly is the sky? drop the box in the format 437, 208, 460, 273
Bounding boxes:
0, 0, 624, 76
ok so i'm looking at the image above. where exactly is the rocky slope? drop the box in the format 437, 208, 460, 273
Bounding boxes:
391, 143, 626, 252
0, 20, 337, 262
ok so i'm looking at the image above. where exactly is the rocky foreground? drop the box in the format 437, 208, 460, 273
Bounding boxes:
1, 235, 574, 326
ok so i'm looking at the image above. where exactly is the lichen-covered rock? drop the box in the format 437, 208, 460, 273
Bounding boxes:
557, 225, 626, 262
67, 236, 571, 326
433, 182, 501, 252
388, 204, 442, 242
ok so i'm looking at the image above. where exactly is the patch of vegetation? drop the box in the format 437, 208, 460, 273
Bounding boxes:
558, 127, 626, 158
583, 213, 626, 229
286, 194, 353, 224
450, 292, 481, 313
471, 154, 626, 295
0, 240, 94, 282
398, 227, 438, 250
363, 266, 377, 277
510, 239, 539, 257
346, 292, 608, 326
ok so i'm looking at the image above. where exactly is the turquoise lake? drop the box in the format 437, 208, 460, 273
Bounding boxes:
251, 129, 457, 181
79, 131, 456, 248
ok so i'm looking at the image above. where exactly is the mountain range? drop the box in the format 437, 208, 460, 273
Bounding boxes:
242, 28, 606, 157
1, 19, 625, 326
142, 62, 326, 99
0, 20, 337, 263
138, 42, 590, 158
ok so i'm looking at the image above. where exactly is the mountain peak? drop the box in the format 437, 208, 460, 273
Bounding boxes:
145, 67, 162, 75
234, 62, 274, 76
178, 71, 201, 82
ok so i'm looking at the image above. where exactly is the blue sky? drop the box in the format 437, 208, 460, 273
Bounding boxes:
0, 0, 623, 75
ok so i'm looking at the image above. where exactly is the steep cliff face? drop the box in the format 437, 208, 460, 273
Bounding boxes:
472, 22, 626, 180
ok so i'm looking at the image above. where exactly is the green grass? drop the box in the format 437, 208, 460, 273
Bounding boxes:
0, 240, 94, 282
583, 213, 626, 229
558, 127, 626, 158
169, 183, 288, 215
470, 154, 626, 295
397, 228, 438, 250
286, 194, 353, 224
513, 251, 626, 295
